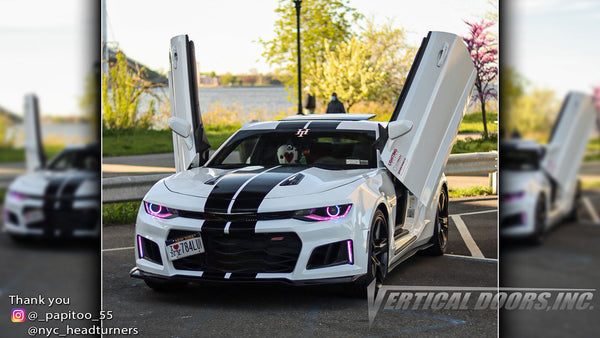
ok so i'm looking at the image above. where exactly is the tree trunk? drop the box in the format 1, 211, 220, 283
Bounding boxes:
481, 98, 488, 139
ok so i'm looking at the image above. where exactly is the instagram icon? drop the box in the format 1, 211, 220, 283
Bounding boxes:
11, 308, 26, 322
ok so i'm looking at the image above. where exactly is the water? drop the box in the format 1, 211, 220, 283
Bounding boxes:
149, 86, 296, 116
197, 86, 295, 114
5, 122, 95, 147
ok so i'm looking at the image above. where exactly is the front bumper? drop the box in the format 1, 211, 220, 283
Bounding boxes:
133, 205, 370, 284
3, 193, 99, 237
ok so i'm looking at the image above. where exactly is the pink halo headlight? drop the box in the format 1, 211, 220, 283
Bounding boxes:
8, 190, 26, 201
144, 201, 176, 219
298, 204, 352, 222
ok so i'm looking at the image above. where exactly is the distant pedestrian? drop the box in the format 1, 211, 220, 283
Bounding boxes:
304, 87, 316, 114
326, 92, 346, 114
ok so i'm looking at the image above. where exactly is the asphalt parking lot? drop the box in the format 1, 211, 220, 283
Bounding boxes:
102, 198, 498, 337
500, 188, 600, 338
0, 212, 100, 337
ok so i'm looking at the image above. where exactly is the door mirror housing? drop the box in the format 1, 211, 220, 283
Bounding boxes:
169, 117, 194, 150
388, 120, 413, 140
169, 117, 191, 138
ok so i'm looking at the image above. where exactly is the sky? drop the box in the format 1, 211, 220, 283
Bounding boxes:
0, 0, 95, 117
104, 0, 493, 75
505, 0, 600, 98
7, 0, 596, 117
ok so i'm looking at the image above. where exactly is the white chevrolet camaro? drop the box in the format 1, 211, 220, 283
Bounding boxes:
3, 94, 100, 239
130, 31, 476, 290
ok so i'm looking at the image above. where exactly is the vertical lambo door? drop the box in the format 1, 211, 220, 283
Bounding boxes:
380, 31, 476, 255
168, 35, 211, 172
24, 94, 46, 172
543, 92, 596, 216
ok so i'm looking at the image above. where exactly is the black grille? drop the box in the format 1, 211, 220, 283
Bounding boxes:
24, 206, 97, 231
307, 240, 351, 269
169, 230, 301, 274
501, 213, 524, 228
139, 236, 162, 265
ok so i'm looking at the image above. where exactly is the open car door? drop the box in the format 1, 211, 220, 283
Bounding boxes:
168, 35, 211, 172
24, 94, 46, 172
381, 31, 476, 207
543, 92, 596, 188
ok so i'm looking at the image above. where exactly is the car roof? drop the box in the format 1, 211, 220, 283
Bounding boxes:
281, 113, 376, 121
501, 139, 545, 151
241, 114, 385, 133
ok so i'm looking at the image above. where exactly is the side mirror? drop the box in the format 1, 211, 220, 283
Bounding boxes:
169, 117, 191, 138
388, 120, 413, 140
169, 117, 194, 150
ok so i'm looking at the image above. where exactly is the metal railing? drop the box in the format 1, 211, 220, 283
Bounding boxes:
102, 151, 499, 203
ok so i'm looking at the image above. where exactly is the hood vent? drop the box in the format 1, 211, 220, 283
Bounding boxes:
279, 173, 304, 186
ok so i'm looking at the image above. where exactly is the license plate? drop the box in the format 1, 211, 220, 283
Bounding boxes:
165, 233, 204, 261
25, 210, 44, 223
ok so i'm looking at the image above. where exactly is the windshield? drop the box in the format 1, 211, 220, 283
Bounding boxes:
47, 149, 100, 171
207, 129, 377, 169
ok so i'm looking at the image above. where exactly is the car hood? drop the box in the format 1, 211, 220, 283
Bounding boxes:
9, 170, 97, 197
163, 165, 373, 200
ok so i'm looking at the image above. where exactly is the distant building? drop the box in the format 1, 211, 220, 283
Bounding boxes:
198, 75, 219, 87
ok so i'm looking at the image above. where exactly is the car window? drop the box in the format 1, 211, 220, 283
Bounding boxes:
47, 149, 100, 171
208, 130, 376, 169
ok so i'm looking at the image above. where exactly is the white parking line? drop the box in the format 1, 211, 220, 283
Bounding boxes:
450, 215, 485, 259
103, 246, 134, 252
445, 254, 497, 263
453, 209, 497, 217
582, 197, 600, 223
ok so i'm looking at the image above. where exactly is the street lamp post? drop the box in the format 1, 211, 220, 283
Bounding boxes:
294, 0, 302, 115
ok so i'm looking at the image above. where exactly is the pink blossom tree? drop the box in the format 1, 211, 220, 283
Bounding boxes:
593, 86, 600, 130
463, 20, 498, 138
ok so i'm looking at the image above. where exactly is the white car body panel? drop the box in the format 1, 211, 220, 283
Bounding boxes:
381, 31, 476, 209
132, 32, 470, 285
168, 35, 210, 172
24, 94, 46, 172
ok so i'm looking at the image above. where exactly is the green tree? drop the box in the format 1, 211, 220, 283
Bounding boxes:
499, 66, 525, 138
259, 0, 360, 101
506, 88, 559, 141
306, 36, 386, 112
360, 18, 416, 104
102, 51, 160, 130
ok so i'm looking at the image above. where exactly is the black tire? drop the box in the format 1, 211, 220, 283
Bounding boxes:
353, 208, 389, 291
567, 180, 581, 222
144, 279, 187, 292
530, 195, 546, 245
423, 188, 449, 256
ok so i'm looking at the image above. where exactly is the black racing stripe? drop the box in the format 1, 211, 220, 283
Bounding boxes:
203, 167, 269, 213
201, 220, 227, 233
44, 177, 64, 197
304, 121, 341, 130
275, 121, 307, 130
231, 166, 306, 213
228, 221, 257, 234
42, 177, 67, 234
59, 175, 87, 210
